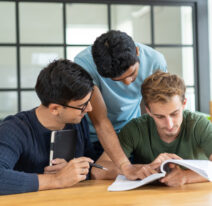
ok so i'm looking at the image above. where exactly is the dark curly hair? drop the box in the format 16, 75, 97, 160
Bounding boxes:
92, 30, 139, 78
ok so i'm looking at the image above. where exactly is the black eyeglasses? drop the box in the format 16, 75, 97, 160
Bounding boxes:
60, 90, 93, 113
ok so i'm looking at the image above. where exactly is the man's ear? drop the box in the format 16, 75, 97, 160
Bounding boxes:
48, 103, 61, 116
182, 98, 187, 109
136, 47, 140, 56
145, 105, 152, 116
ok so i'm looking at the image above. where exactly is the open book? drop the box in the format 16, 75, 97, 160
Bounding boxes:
108, 159, 212, 192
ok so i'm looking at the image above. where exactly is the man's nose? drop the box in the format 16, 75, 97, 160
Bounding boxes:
166, 117, 174, 129
122, 77, 132, 85
84, 101, 92, 113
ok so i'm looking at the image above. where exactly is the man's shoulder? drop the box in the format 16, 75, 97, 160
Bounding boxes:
183, 110, 210, 127
127, 114, 152, 128
136, 42, 167, 69
74, 46, 98, 75
0, 109, 36, 135
183, 110, 207, 120
74, 46, 92, 61
136, 42, 163, 57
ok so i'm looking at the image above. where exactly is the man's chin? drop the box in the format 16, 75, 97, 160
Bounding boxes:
69, 118, 82, 124
164, 133, 177, 138
164, 129, 179, 137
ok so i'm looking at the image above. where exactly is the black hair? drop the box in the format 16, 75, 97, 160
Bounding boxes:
35, 59, 94, 107
92, 30, 139, 78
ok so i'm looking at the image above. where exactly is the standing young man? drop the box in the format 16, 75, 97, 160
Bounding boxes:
0, 59, 95, 195
75, 30, 167, 179
92, 71, 212, 186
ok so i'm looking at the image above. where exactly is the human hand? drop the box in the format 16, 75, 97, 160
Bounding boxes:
151, 153, 182, 165
121, 162, 159, 180
44, 158, 68, 174
159, 165, 187, 186
54, 157, 93, 188
135, 163, 160, 179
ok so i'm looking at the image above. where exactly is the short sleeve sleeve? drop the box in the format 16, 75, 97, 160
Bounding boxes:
74, 48, 100, 87
118, 119, 140, 158
194, 116, 212, 158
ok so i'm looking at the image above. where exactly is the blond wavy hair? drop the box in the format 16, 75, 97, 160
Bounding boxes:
141, 70, 186, 108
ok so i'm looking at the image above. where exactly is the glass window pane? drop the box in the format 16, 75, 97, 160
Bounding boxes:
19, 3, 63, 43
20, 47, 64, 88
21, 91, 40, 111
67, 46, 86, 61
0, 92, 17, 119
111, 5, 151, 44
185, 87, 195, 111
66, 4, 108, 45
154, 6, 193, 45
0, 47, 17, 88
155, 47, 194, 86
0, 2, 16, 43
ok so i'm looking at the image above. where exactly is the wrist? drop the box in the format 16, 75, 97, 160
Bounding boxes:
119, 160, 131, 171
38, 173, 59, 191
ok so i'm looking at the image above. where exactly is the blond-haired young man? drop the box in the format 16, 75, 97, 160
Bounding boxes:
91, 70, 212, 186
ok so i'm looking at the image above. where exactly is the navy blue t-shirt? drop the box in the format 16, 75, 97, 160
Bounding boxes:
0, 108, 95, 195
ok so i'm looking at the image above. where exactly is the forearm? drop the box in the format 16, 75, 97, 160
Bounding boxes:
38, 173, 60, 191
0, 169, 39, 195
88, 86, 131, 171
95, 119, 130, 168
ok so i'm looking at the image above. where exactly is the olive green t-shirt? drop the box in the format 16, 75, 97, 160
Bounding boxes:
118, 110, 212, 164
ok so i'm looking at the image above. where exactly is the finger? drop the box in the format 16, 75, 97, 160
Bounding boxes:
160, 174, 172, 183
154, 153, 171, 164
71, 157, 94, 164
137, 172, 146, 180
78, 168, 89, 175
166, 153, 182, 160
78, 174, 87, 182
160, 168, 178, 183
44, 166, 52, 173
72, 161, 90, 169
161, 153, 175, 161
141, 166, 157, 177
45, 162, 67, 172
137, 166, 156, 179
150, 162, 161, 170
169, 163, 178, 169
44, 170, 57, 174
52, 158, 67, 165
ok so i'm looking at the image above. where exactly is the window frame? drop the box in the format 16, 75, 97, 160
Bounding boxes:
0, 0, 209, 114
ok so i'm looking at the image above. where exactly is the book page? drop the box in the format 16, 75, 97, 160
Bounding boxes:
108, 160, 212, 192
108, 173, 165, 192
161, 159, 212, 181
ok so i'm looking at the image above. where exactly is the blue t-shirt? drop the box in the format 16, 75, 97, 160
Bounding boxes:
0, 109, 95, 195
75, 43, 167, 142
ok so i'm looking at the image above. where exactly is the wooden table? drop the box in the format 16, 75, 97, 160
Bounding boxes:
1, 180, 212, 206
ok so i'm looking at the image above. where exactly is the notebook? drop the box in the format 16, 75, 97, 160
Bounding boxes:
49, 129, 77, 166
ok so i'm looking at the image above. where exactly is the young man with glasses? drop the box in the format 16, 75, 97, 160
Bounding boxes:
0, 59, 96, 195
75, 30, 167, 180
91, 71, 212, 186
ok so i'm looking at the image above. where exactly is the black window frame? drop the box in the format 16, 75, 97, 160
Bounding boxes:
0, 0, 210, 114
